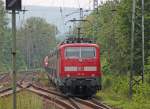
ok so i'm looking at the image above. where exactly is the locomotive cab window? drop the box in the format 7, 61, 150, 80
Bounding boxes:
81, 47, 96, 58
65, 47, 80, 58
65, 47, 96, 58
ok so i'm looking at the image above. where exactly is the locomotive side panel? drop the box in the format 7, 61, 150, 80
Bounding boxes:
46, 49, 59, 85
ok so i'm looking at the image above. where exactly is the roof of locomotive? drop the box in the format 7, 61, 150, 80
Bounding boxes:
46, 37, 100, 58
58, 43, 99, 49
57, 37, 100, 49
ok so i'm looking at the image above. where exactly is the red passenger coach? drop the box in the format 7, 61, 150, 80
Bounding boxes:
44, 37, 102, 97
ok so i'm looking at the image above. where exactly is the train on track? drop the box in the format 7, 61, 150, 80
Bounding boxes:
44, 37, 102, 97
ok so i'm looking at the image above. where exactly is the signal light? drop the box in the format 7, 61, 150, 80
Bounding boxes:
6, 0, 22, 10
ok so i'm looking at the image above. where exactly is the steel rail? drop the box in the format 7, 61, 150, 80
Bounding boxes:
74, 97, 111, 109
26, 85, 76, 109
29, 83, 112, 109
91, 98, 112, 109
67, 97, 81, 109
0, 86, 23, 97
27, 84, 83, 109
0, 73, 9, 81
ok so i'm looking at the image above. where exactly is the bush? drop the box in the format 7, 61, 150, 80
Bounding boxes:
102, 73, 129, 95
102, 75, 113, 89
102, 62, 111, 75
98, 73, 150, 109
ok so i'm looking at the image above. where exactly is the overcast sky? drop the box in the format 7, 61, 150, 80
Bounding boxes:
3, 0, 107, 8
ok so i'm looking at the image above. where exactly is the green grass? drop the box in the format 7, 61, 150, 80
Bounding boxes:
0, 90, 43, 109
96, 74, 150, 109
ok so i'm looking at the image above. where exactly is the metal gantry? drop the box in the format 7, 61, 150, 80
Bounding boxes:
93, 0, 99, 13
129, 0, 145, 97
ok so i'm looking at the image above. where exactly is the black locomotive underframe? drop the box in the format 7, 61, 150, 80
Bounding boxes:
59, 77, 101, 97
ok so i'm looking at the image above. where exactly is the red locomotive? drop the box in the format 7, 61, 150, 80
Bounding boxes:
44, 37, 102, 97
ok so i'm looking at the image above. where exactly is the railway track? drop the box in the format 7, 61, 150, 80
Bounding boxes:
26, 83, 112, 109
0, 71, 112, 109
0, 73, 11, 89
0, 82, 112, 109
0, 73, 10, 81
